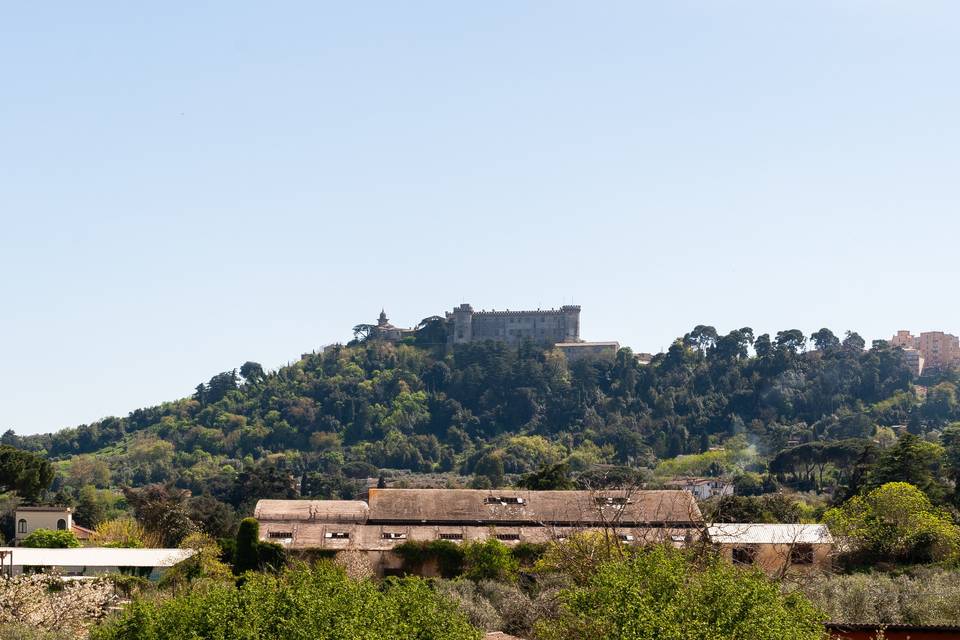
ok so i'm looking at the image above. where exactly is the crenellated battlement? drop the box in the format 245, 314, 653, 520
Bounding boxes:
468, 307, 575, 318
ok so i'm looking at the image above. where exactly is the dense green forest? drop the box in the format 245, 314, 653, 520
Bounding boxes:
4, 324, 960, 538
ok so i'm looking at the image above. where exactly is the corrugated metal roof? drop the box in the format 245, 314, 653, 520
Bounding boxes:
707, 523, 832, 545
0, 547, 195, 567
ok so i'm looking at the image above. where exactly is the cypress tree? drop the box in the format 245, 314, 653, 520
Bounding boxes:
234, 517, 260, 575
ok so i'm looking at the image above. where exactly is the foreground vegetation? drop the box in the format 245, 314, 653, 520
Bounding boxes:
85, 541, 826, 640
92, 563, 481, 640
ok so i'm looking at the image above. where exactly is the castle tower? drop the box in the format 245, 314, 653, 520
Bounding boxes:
448, 303, 474, 344
560, 305, 581, 342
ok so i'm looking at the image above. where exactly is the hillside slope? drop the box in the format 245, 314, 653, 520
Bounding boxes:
6, 327, 953, 494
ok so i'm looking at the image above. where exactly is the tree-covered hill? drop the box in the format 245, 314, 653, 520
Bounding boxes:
3, 326, 960, 525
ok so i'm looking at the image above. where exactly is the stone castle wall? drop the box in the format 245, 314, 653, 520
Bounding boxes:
446, 304, 580, 345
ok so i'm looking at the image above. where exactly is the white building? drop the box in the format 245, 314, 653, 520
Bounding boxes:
13, 506, 94, 544
0, 547, 195, 579
664, 478, 734, 500
707, 523, 833, 574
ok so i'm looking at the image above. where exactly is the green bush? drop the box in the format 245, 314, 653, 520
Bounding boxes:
21, 529, 80, 548
823, 482, 960, 565
510, 542, 547, 568
462, 539, 519, 582
394, 540, 465, 578
535, 545, 824, 640
91, 563, 481, 640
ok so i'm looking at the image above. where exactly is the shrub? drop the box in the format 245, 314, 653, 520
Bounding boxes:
91, 518, 158, 548
158, 533, 232, 590
92, 563, 481, 640
823, 482, 960, 565
434, 580, 503, 631
394, 540, 464, 578
802, 568, 960, 625
462, 539, 519, 582
510, 541, 547, 568
21, 529, 80, 549
0, 625, 73, 640
534, 531, 632, 582
535, 545, 824, 640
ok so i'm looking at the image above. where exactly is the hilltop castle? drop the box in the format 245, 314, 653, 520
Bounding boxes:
445, 303, 581, 346
361, 303, 619, 360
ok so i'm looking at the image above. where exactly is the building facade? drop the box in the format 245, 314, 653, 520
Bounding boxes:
14, 506, 73, 544
369, 310, 416, 342
890, 330, 960, 371
664, 477, 734, 501
255, 489, 702, 576
707, 523, 833, 575
446, 304, 581, 346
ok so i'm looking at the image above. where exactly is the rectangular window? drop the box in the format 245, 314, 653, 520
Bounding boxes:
618, 534, 635, 542
325, 532, 350, 540
268, 531, 293, 539
439, 533, 463, 540
496, 533, 521, 541
790, 544, 814, 565
732, 546, 757, 565
382, 532, 407, 540
484, 496, 525, 505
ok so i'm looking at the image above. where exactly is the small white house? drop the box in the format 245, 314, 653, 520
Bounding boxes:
707, 523, 833, 574
0, 547, 195, 579
14, 506, 73, 543
664, 478, 734, 500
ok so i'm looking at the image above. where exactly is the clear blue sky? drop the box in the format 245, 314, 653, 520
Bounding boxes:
2, 2, 958, 435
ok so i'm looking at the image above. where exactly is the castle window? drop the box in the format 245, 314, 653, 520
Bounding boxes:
17, 519, 26, 534
57, 519, 67, 530
325, 532, 350, 540
496, 533, 521, 541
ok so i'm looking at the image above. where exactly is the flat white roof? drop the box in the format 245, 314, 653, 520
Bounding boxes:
707, 524, 832, 545
0, 547, 194, 567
